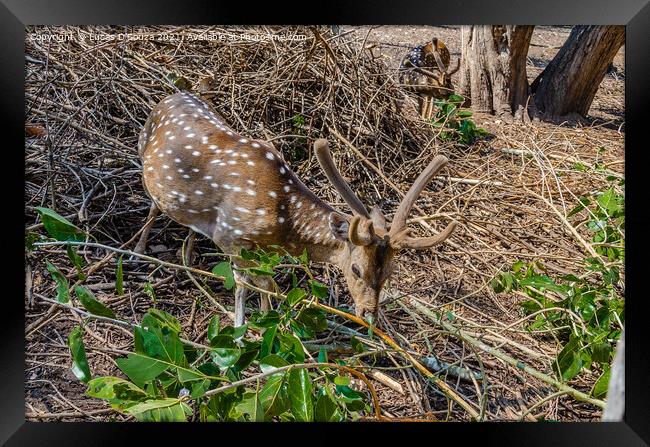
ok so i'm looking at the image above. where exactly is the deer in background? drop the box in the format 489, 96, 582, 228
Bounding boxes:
135, 92, 457, 327
399, 38, 460, 120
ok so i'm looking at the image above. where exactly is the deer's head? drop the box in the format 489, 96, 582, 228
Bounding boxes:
314, 139, 457, 324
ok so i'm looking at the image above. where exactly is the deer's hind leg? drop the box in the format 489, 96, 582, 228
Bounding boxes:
133, 202, 160, 255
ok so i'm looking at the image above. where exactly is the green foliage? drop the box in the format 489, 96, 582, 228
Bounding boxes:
143, 282, 157, 303
66, 245, 86, 280
212, 261, 235, 290
25, 232, 42, 251
46, 262, 70, 303
74, 285, 116, 319
567, 186, 625, 262
68, 326, 91, 383
491, 182, 624, 391
430, 94, 489, 145
492, 257, 623, 386
288, 114, 307, 162
74, 247, 371, 422
35, 207, 86, 242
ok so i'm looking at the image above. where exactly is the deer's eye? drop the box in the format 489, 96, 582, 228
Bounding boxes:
351, 264, 362, 278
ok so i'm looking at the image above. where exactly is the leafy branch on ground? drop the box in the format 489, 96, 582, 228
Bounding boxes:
430, 94, 490, 145
491, 182, 624, 397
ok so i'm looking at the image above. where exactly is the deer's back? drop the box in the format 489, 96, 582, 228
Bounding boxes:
138, 92, 322, 253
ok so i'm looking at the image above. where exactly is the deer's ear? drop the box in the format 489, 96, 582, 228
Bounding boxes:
328, 212, 350, 241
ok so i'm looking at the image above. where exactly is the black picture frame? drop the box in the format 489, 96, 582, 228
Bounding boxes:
8, 0, 650, 445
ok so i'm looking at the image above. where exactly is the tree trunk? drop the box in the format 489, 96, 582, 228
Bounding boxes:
532, 26, 625, 120
458, 25, 535, 123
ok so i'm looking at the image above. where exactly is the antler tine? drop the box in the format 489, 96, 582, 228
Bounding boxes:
447, 56, 461, 75
393, 221, 457, 250
314, 139, 370, 218
389, 155, 449, 237
431, 45, 447, 73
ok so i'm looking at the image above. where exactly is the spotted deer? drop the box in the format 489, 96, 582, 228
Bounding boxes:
399, 38, 460, 119
135, 91, 457, 327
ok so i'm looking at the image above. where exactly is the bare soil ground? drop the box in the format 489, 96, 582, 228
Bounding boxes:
25, 25, 624, 422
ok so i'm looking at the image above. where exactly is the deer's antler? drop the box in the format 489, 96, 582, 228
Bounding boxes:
447, 57, 461, 75
314, 139, 370, 218
388, 155, 457, 250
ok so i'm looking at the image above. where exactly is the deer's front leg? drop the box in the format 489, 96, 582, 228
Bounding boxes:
233, 270, 249, 328
254, 276, 273, 312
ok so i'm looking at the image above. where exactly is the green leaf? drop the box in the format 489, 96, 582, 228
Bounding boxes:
491, 272, 515, 294
259, 354, 289, 374
247, 267, 275, 277
519, 275, 568, 297
144, 282, 157, 303
239, 248, 257, 261
314, 390, 343, 422
236, 391, 265, 422
592, 342, 612, 364
212, 261, 235, 290
220, 324, 248, 340
190, 379, 211, 398
296, 308, 327, 334
68, 326, 91, 383
66, 244, 86, 280
260, 374, 290, 417
115, 256, 124, 295
126, 398, 191, 422
261, 325, 277, 358
554, 337, 583, 381
25, 232, 40, 251
448, 94, 465, 103
46, 262, 69, 303
232, 341, 260, 373
143, 308, 181, 334
596, 188, 619, 216
116, 353, 171, 388
288, 368, 313, 422
592, 368, 610, 398
86, 376, 148, 402
278, 333, 305, 363
250, 310, 280, 328
318, 346, 328, 363
333, 375, 350, 386
209, 335, 241, 367
309, 280, 329, 299
177, 367, 212, 384
298, 248, 309, 265
134, 321, 185, 366
74, 285, 116, 319
350, 337, 364, 354
35, 207, 86, 242
286, 288, 307, 306
207, 315, 220, 342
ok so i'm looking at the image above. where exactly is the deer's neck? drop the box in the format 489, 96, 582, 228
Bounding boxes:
279, 188, 344, 265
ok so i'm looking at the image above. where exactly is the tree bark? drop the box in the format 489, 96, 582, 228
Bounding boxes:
532, 26, 625, 120
458, 25, 535, 123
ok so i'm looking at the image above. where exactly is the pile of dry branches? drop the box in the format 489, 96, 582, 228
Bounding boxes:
25, 25, 624, 422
